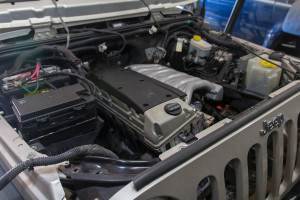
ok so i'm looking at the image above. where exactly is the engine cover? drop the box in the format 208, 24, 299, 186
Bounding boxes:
91, 67, 204, 152
129, 64, 224, 103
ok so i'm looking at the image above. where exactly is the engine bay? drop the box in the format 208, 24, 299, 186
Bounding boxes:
0, 13, 299, 199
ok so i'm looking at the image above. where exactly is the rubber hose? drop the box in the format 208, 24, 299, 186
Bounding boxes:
200, 30, 242, 50
162, 20, 201, 47
71, 46, 99, 56
0, 144, 118, 191
164, 31, 193, 49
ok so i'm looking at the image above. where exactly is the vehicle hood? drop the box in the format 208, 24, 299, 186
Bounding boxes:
0, 0, 195, 30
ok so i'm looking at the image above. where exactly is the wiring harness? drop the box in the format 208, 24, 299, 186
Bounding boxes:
0, 144, 118, 191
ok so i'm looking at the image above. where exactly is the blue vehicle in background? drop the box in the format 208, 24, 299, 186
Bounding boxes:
199, 0, 300, 56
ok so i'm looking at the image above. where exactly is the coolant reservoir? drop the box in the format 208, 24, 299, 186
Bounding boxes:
189, 35, 212, 57
245, 54, 282, 97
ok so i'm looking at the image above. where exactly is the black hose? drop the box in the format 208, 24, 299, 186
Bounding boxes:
68, 28, 151, 50
0, 144, 118, 191
6, 45, 78, 77
161, 20, 201, 48
200, 30, 242, 50
71, 46, 99, 56
164, 31, 194, 49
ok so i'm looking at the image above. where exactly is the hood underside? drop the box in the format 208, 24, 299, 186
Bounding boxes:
0, 0, 196, 30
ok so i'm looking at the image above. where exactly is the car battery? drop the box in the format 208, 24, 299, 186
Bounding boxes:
11, 83, 98, 144
1, 66, 72, 101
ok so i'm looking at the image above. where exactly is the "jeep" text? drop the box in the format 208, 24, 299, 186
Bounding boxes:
260, 113, 284, 136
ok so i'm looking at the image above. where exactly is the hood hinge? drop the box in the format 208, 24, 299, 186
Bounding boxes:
30, 17, 57, 41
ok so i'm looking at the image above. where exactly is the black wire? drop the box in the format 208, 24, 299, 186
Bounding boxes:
42, 72, 96, 95
38, 61, 57, 90
70, 28, 126, 58
140, 0, 163, 32
0, 144, 118, 191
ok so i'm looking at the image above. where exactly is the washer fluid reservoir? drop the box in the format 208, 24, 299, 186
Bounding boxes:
245, 54, 282, 97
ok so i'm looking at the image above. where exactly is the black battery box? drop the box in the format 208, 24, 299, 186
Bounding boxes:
12, 84, 98, 144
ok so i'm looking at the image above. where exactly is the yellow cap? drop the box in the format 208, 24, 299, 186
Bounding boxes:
193, 35, 201, 41
259, 60, 277, 68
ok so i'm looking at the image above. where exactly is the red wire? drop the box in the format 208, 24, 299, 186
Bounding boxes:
20, 72, 30, 81
30, 62, 39, 79
13, 72, 30, 82
30, 62, 40, 80
13, 62, 40, 83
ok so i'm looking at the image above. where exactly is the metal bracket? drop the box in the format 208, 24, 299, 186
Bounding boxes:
29, 17, 57, 41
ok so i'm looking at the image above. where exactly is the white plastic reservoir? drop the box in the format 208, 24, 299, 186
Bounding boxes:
189, 35, 212, 57
245, 54, 282, 97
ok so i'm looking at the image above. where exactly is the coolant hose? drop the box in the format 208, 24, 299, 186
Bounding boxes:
0, 144, 118, 191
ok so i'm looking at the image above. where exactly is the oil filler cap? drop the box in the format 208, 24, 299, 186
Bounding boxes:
164, 103, 182, 116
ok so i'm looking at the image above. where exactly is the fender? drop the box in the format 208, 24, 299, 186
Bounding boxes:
262, 23, 283, 48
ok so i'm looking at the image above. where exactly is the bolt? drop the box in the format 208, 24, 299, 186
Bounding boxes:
27, 152, 35, 159
31, 145, 37, 151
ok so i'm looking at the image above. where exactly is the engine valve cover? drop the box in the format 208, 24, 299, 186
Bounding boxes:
91, 67, 204, 152
129, 64, 224, 103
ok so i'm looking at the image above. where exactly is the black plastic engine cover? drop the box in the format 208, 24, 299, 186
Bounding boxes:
91, 67, 186, 114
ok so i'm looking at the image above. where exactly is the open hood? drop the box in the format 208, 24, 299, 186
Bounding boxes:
0, 0, 196, 31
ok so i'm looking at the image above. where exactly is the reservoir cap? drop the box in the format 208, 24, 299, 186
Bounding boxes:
259, 60, 277, 68
193, 35, 201, 41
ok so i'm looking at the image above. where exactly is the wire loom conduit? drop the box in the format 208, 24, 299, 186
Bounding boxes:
0, 144, 118, 191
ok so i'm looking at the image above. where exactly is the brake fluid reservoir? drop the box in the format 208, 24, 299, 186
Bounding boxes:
245, 54, 282, 97
189, 35, 212, 57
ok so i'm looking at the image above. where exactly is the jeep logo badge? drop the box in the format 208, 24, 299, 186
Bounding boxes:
260, 113, 284, 136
